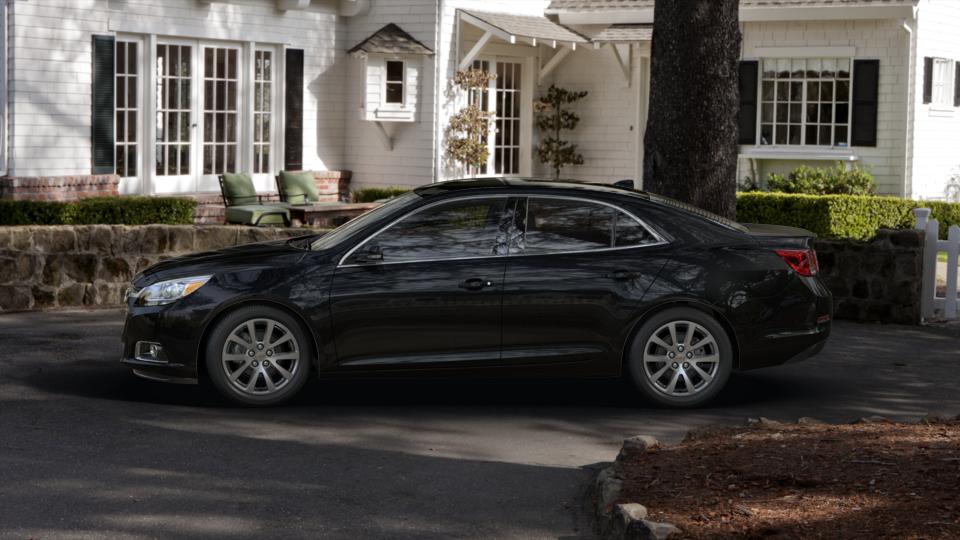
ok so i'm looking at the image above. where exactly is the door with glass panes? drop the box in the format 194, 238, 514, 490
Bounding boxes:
471, 58, 531, 177
142, 40, 278, 194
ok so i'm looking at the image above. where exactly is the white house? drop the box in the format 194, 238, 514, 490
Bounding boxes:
0, 0, 958, 203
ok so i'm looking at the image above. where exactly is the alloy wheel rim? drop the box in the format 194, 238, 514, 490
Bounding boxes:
642, 320, 720, 397
221, 318, 300, 396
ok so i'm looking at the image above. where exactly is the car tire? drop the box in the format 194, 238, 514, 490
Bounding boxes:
205, 305, 312, 406
626, 307, 733, 408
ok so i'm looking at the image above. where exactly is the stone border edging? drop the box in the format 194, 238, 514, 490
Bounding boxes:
594, 413, 960, 540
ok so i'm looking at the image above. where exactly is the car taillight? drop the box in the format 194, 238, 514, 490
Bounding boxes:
774, 249, 819, 277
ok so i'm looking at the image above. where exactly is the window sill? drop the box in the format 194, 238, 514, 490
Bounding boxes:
739, 147, 859, 162
928, 105, 956, 117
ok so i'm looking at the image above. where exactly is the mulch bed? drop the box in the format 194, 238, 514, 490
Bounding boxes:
614, 418, 960, 539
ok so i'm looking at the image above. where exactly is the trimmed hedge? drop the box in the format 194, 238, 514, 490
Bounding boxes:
736, 192, 960, 240
0, 196, 197, 226
352, 187, 410, 203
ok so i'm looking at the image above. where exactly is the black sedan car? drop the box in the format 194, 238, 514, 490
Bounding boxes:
122, 178, 831, 407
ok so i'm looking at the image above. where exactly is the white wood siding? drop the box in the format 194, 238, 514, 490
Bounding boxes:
910, 0, 960, 200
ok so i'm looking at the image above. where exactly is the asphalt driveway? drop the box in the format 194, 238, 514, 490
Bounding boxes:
1, 309, 958, 539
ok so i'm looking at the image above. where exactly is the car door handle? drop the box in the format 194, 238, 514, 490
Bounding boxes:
607, 270, 638, 281
459, 278, 493, 291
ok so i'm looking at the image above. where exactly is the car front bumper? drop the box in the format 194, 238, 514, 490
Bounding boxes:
120, 296, 214, 384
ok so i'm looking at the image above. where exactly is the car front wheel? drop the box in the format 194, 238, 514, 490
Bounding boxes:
205, 306, 312, 406
627, 307, 732, 408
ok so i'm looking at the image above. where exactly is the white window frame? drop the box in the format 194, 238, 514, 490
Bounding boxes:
931, 57, 955, 109
754, 57, 854, 149
383, 59, 405, 107
115, 36, 145, 187
119, 34, 282, 195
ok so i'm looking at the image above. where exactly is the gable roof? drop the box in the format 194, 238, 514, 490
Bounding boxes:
546, 0, 916, 12
591, 23, 652, 43
348, 23, 433, 56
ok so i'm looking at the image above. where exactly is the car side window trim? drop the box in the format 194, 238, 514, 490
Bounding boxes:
338, 195, 516, 268
515, 195, 668, 257
337, 193, 668, 268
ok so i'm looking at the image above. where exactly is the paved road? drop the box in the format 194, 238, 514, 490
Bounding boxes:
1, 309, 958, 539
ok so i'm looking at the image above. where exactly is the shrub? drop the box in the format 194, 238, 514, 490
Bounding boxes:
766, 163, 874, 195
735, 192, 960, 240
0, 196, 197, 226
352, 187, 409, 203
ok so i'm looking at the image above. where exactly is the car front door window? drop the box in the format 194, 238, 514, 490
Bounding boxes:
346, 198, 514, 264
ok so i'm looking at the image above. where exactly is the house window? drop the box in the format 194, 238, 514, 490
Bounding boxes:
760, 58, 851, 147
116, 41, 139, 178
253, 50, 273, 174
202, 46, 240, 176
155, 44, 192, 176
932, 58, 955, 107
385, 60, 404, 104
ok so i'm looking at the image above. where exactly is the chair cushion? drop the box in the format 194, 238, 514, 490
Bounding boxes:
221, 172, 259, 206
224, 205, 290, 226
278, 171, 319, 204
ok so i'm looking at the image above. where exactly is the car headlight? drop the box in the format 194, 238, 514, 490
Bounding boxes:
138, 275, 212, 306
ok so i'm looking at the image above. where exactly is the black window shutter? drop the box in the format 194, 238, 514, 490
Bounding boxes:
923, 57, 933, 104
91, 35, 116, 175
284, 48, 304, 171
738, 61, 759, 145
954, 61, 960, 107
851, 60, 879, 147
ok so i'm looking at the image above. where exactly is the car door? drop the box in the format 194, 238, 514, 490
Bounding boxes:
500, 196, 671, 374
329, 196, 517, 370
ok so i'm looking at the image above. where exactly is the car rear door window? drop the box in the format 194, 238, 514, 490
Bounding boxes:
346, 197, 513, 264
517, 197, 659, 255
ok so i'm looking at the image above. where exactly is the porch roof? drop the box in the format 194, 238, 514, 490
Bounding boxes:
348, 23, 434, 56
459, 9, 589, 48
591, 24, 652, 43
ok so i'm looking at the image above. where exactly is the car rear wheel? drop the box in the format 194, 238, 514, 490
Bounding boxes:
627, 307, 732, 408
205, 306, 311, 406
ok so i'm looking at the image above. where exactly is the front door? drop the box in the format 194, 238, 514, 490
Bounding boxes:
500, 196, 671, 373
472, 58, 530, 176
329, 197, 516, 369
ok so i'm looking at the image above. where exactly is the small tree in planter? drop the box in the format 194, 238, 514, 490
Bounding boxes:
445, 69, 497, 175
534, 85, 588, 180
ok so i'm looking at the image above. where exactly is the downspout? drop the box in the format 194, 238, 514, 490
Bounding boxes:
902, 15, 916, 199
432, 0, 443, 183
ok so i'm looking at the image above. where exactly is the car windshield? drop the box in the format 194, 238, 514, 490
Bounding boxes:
309, 192, 420, 251
646, 193, 749, 233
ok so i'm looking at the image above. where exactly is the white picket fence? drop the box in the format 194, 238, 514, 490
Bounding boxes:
914, 207, 960, 320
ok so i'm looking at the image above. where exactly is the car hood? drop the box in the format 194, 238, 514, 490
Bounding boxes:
135, 238, 313, 286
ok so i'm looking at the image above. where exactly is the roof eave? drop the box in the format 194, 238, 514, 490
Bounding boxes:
555, 4, 917, 25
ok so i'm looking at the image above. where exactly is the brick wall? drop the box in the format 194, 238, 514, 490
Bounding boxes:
0, 175, 120, 201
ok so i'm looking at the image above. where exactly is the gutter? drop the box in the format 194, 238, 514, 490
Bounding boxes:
902, 11, 918, 199
432, 0, 443, 183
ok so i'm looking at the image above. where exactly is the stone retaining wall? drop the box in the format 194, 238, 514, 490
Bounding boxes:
814, 228, 924, 325
0, 225, 309, 312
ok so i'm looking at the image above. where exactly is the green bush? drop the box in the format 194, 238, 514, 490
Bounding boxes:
766, 163, 874, 195
0, 196, 197, 226
352, 187, 410, 203
736, 192, 960, 240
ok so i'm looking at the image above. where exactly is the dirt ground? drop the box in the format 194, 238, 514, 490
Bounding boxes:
614, 418, 960, 539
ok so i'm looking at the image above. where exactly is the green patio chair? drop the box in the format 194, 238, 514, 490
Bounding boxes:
276, 171, 322, 205
218, 173, 291, 227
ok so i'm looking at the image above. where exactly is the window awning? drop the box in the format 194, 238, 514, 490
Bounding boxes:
459, 9, 588, 49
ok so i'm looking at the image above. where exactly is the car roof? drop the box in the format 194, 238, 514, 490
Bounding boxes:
413, 177, 651, 200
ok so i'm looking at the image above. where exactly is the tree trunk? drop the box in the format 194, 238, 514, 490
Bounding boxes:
642, 0, 741, 219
